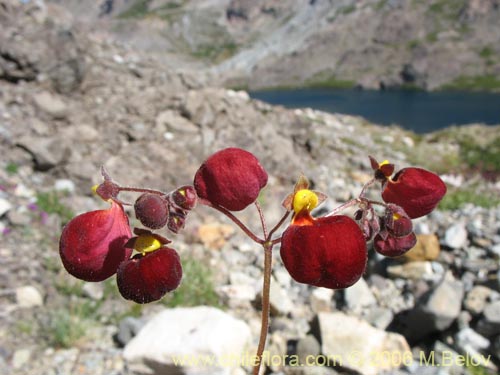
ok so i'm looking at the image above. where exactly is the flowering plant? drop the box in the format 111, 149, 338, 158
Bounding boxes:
59, 147, 446, 374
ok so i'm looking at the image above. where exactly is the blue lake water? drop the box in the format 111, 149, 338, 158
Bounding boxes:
249, 88, 500, 134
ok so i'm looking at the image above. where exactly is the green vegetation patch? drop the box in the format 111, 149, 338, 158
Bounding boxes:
427, 0, 467, 21
440, 75, 500, 92
304, 72, 356, 89
191, 42, 239, 63
36, 191, 74, 224
118, 0, 151, 19
439, 187, 500, 210
5, 162, 19, 175
459, 135, 500, 176
163, 257, 221, 308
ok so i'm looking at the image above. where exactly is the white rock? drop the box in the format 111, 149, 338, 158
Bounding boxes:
12, 348, 32, 369
267, 279, 293, 316
124, 307, 251, 375
54, 179, 75, 193
14, 184, 35, 198
0, 198, 12, 217
16, 286, 43, 308
316, 312, 411, 375
309, 288, 334, 313
113, 54, 124, 64
344, 278, 376, 312
444, 223, 468, 249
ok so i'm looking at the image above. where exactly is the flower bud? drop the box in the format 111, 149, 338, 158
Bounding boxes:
171, 185, 197, 211
134, 193, 169, 230
167, 212, 186, 234
194, 147, 268, 211
374, 232, 417, 257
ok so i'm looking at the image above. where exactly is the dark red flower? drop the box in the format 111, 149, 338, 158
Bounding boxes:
382, 167, 447, 218
194, 147, 268, 211
59, 200, 132, 282
280, 212, 367, 289
373, 232, 417, 257
116, 246, 182, 304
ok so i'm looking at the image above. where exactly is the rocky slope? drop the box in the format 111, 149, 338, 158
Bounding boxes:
46, 0, 500, 91
1, 1, 500, 375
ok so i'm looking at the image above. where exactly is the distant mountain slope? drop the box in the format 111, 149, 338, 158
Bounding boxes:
48, 0, 500, 91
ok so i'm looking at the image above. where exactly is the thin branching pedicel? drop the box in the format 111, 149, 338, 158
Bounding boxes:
58, 148, 447, 375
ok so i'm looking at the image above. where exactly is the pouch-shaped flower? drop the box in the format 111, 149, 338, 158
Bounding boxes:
59, 200, 132, 282
382, 167, 446, 218
280, 214, 367, 289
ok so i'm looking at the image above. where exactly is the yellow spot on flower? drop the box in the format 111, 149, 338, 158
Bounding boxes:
134, 235, 162, 255
393, 213, 401, 221
293, 189, 318, 214
379, 160, 390, 167
91, 184, 99, 195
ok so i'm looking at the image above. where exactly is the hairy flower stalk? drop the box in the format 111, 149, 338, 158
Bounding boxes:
58, 151, 446, 374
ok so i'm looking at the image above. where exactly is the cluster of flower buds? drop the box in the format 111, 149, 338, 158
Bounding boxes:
59, 147, 447, 306
364, 157, 447, 257
134, 185, 197, 233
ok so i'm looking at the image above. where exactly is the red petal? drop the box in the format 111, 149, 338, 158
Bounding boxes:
194, 148, 268, 211
280, 215, 367, 289
382, 168, 447, 218
59, 201, 132, 282
116, 247, 182, 303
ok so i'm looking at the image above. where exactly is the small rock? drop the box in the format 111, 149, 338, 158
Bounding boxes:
455, 327, 490, 353
444, 223, 468, 249
387, 261, 435, 280
0, 198, 12, 217
16, 286, 43, 308
476, 300, 500, 337
12, 348, 32, 369
364, 306, 394, 330
296, 334, 321, 365
392, 278, 464, 342
464, 286, 494, 315
403, 234, 440, 262
312, 312, 411, 375
197, 223, 235, 250
17, 136, 69, 171
32, 91, 68, 119
156, 110, 199, 133
344, 277, 376, 312
490, 243, 500, 257
309, 288, 334, 313
115, 317, 145, 347
422, 279, 464, 330
7, 209, 31, 226
264, 279, 294, 316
